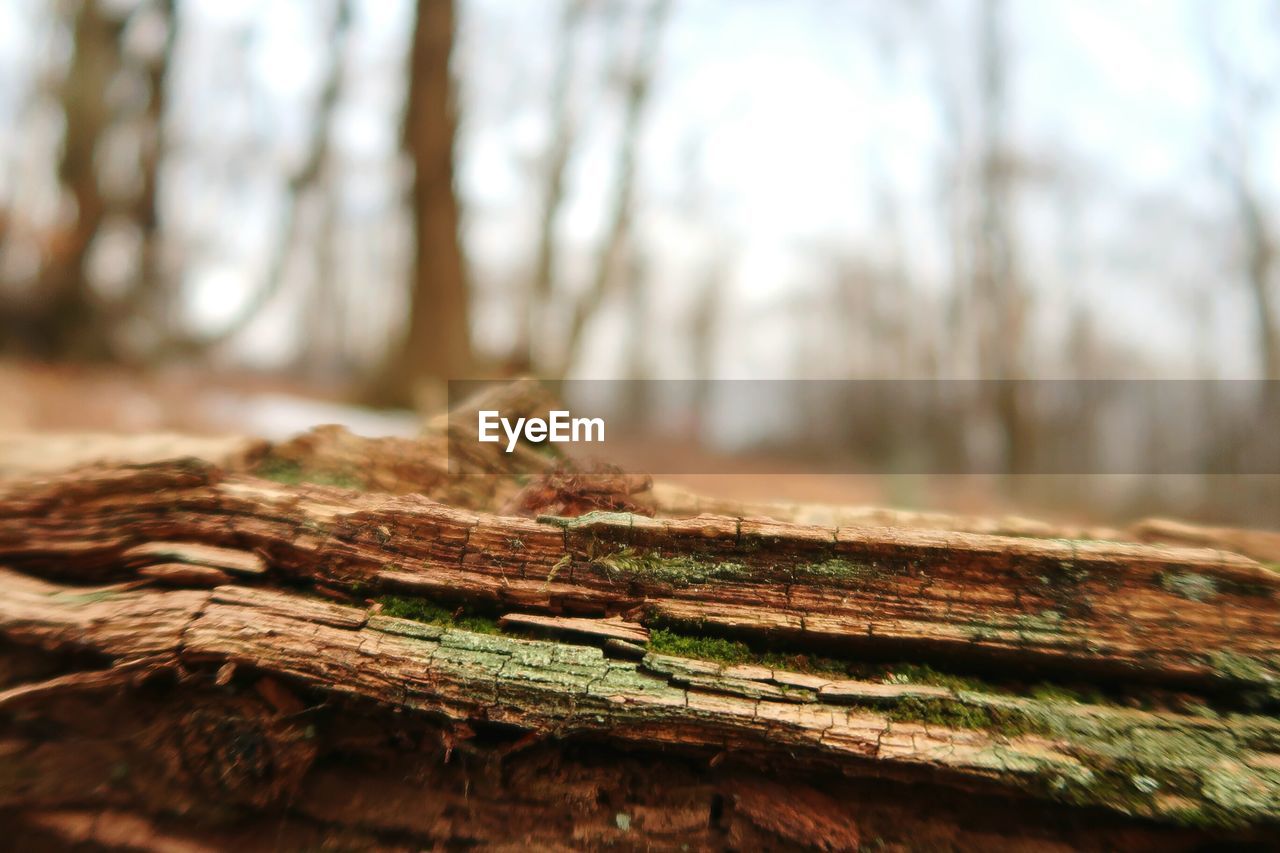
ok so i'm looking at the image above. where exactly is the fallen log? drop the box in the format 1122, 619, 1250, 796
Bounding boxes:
1, 455, 1279, 847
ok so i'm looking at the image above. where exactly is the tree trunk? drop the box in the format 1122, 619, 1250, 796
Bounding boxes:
5, 0, 124, 361
124, 0, 177, 343
375, 0, 472, 407
0, 448, 1278, 846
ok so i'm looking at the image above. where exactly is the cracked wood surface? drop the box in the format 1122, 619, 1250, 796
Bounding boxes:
1, 460, 1276, 696
1, 567, 1278, 830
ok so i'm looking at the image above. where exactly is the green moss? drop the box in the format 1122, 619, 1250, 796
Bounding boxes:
253, 457, 365, 490
556, 543, 884, 592
878, 662, 1009, 695
377, 595, 501, 635
1049, 740, 1279, 830
646, 627, 1021, 692
758, 651, 851, 679
454, 614, 502, 634
1160, 571, 1218, 602
1208, 650, 1277, 685
1014, 610, 1066, 634
536, 511, 639, 529
647, 629, 756, 665
378, 595, 454, 623
1053, 756, 1168, 822
645, 627, 1050, 736
50, 588, 119, 605
790, 558, 879, 583
884, 697, 1047, 736
589, 548, 752, 587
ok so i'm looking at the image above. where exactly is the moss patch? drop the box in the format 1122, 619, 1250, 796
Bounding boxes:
641, 624, 1214, 716
536, 511, 639, 530
1208, 650, 1277, 685
572, 546, 881, 590
1160, 571, 1218, 602
883, 696, 1047, 736
377, 595, 501, 635
647, 627, 1022, 692
253, 457, 365, 490
1028, 682, 1108, 706
589, 549, 752, 587
877, 662, 1009, 695
790, 558, 879, 583
647, 629, 756, 665
1206, 651, 1280, 712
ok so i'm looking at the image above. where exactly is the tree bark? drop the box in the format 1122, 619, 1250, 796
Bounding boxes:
0, 453, 1278, 846
375, 0, 472, 407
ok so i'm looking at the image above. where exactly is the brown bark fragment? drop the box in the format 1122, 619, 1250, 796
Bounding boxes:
125, 541, 267, 575
498, 612, 650, 644
138, 562, 234, 587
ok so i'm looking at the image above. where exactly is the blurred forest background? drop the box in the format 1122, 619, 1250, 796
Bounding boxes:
0, 0, 1278, 524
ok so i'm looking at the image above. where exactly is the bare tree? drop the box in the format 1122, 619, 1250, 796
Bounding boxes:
518, 0, 589, 373
298, 0, 353, 379
1205, 17, 1280, 381
123, 0, 179, 338
375, 0, 473, 407
2, 0, 126, 361
970, 0, 1030, 474
556, 0, 670, 378
168, 0, 351, 361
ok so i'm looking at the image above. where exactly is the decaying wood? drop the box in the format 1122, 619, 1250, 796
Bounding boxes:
2, 568, 1278, 833
2, 460, 1275, 695
1, 442, 1279, 846
0, 664, 1216, 853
